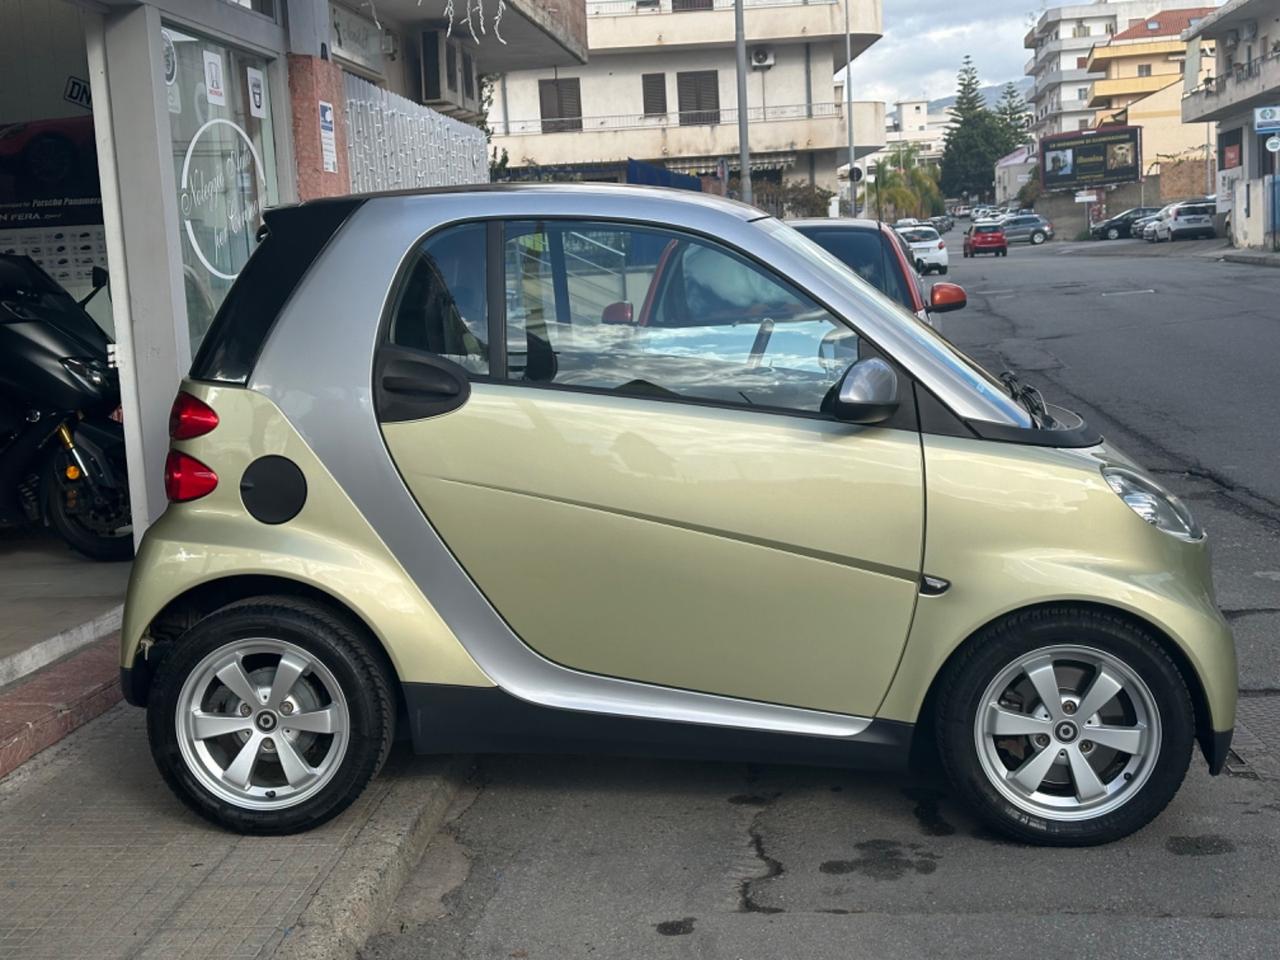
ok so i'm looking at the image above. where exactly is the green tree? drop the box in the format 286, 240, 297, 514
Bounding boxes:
940, 57, 1008, 201
994, 81, 1031, 151
868, 144, 943, 220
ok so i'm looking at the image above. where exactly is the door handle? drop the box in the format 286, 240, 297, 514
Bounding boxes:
375, 347, 471, 422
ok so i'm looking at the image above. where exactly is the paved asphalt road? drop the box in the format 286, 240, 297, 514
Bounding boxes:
364, 239, 1280, 960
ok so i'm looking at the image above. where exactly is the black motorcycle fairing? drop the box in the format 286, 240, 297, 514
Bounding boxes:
0, 255, 116, 414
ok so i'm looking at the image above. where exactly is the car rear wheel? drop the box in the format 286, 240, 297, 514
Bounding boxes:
147, 597, 395, 834
936, 607, 1194, 846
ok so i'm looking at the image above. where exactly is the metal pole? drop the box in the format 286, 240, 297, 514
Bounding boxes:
734, 0, 752, 205
844, 0, 856, 214
1206, 123, 1213, 196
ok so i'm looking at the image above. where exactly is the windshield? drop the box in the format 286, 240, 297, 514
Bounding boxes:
974, 225, 1002, 234
901, 228, 939, 243
765, 220, 1030, 425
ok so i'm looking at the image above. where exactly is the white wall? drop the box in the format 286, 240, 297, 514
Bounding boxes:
1232, 175, 1276, 250
495, 41, 839, 126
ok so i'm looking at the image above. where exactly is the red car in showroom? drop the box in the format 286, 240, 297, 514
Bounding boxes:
963, 222, 1008, 258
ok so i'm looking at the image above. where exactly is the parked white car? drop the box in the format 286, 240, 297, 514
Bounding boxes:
1152, 201, 1217, 242
899, 225, 949, 275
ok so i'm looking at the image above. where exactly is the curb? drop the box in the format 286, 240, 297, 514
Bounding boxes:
1221, 252, 1280, 268
0, 603, 123, 688
0, 635, 122, 779
272, 754, 470, 960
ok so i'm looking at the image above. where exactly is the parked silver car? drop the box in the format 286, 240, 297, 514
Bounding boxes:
1152, 201, 1217, 242
1001, 213, 1055, 245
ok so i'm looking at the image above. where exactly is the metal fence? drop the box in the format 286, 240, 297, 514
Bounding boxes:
587, 0, 833, 14
343, 73, 489, 193
502, 101, 841, 136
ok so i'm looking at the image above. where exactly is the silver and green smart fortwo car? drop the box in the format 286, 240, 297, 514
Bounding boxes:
122, 184, 1235, 844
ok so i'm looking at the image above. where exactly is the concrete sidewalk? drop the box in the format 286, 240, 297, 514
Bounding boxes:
0, 704, 466, 960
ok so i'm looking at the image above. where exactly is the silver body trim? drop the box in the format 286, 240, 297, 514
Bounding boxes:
250, 186, 1007, 740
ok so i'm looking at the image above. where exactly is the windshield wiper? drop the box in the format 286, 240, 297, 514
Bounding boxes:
1000, 370, 1056, 429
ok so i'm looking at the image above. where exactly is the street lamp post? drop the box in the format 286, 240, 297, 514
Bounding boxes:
844, 0, 856, 214
734, 0, 752, 205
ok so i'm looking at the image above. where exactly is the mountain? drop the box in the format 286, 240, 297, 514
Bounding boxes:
929, 77, 1033, 113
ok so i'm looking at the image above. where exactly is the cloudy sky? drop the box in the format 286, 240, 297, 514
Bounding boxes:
842, 0, 1036, 107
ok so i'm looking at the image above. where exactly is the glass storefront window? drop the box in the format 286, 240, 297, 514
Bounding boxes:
165, 25, 279, 353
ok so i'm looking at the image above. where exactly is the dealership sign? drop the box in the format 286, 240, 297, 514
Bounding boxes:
1040, 126, 1142, 192
1255, 106, 1280, 134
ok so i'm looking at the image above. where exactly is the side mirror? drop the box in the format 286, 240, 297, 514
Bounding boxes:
602, 301, 634, 325
833, 357, 898, 425
930, 282, 967, 313
77, 265, 111, 308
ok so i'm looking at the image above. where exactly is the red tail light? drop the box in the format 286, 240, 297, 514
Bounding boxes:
938, 240, 945, 249
164, 450, 218, 502
169, 392, 219, 440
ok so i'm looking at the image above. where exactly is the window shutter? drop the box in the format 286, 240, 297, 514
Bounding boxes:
676, 70, 719, 125
539, 78, 583, 133
642, 73, 667, 116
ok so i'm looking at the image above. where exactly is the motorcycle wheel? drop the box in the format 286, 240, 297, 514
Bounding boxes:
43, 461, 134, 562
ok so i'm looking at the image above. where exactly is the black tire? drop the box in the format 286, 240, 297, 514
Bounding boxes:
938, 265, 948, 275
147, 597, 396, 834
935, 606, 1195, 846
43, 463, 133, 562
1107, 227, 1120, 240
1031, 231, 1046, 245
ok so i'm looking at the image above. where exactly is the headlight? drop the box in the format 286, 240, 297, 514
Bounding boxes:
1103, 467, 1202, 541
62, 357, 109, 388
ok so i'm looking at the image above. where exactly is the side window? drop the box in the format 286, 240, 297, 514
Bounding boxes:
503, 220, 859, 415
387, 223, 489, 375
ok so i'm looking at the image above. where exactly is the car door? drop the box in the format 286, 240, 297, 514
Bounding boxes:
1003, 216, 1029, 242
375, 219, 925, 717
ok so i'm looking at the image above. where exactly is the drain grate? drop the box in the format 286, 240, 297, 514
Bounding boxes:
1232, 695, 1280, 781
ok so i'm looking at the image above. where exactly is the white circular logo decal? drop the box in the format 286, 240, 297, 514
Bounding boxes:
179, 118, 267, 281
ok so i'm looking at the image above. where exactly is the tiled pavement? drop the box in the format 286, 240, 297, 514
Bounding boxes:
0, 705, 396, 960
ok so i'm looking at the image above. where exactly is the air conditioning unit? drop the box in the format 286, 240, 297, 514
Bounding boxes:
750, 47, 775, 69
420, 29, 481, 116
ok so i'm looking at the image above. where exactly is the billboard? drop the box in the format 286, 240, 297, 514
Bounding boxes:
1039, 126, 1142, 192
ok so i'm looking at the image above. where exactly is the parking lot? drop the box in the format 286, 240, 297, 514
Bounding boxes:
361, 240, 1280, 960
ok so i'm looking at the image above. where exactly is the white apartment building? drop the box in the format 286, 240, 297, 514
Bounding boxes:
487, 0, 885, 194
1024, 0, 1169, 139
861, 98, 954, 171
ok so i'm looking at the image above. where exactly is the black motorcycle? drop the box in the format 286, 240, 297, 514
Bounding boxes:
0, 255, 132, 561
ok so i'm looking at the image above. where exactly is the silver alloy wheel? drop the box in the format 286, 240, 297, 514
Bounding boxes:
974, 644, 1161, 822
175, 638, 350, 811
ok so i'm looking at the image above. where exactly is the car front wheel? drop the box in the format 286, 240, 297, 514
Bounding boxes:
1107, 227, 1120, 240
937, 607, 1194, 846
147, 597, 395, 834
1031, 231, 1046, 245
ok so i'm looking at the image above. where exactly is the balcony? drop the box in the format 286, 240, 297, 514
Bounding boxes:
1087, 73, 1179, 107
1183, 50, 1280, 123
1033, 67, 1099, 98
585, 0, 881, 55
1027, 34, 1097, 62
492, 100, 886, 169
376, 0, 587, 68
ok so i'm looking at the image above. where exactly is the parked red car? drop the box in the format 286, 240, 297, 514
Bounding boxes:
963, 223, 1008, 258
